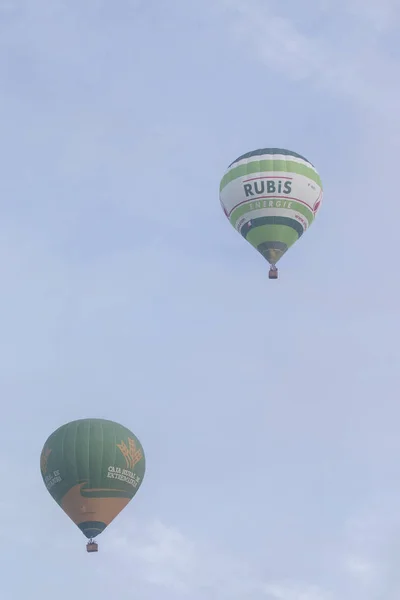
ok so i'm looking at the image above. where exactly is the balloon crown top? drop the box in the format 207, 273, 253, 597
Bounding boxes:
228, 148, 314, 169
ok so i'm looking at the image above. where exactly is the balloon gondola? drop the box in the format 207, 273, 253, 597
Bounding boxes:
87, 539, 98, 553
268, 265, 278, 279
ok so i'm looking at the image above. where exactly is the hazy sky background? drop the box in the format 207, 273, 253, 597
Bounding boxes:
1, 1, 400, 599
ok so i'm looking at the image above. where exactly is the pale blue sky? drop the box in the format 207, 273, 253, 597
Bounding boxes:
1, 1, 400, 599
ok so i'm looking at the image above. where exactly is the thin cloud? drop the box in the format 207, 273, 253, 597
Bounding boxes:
219, 0, 400, 124
106, 519, 334, 600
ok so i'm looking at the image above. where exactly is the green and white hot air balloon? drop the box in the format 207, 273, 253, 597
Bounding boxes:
219, 148, 323, 279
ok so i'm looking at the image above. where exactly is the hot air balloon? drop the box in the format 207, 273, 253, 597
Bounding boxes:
219, 148, 323, 279
40, 418, 145, 553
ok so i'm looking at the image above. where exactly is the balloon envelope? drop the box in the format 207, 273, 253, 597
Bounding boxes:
219, 148, 323, 265
40, 418, 146, 539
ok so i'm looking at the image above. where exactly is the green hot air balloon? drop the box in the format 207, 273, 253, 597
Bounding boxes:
40, 418, 145, 553
219, 148, 323, 279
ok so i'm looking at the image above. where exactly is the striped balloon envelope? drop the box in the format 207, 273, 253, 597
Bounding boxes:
219, 148, 323, 278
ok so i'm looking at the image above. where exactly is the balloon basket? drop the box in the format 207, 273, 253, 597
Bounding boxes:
268, 267, 278, 279
86, 541, 98, 553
